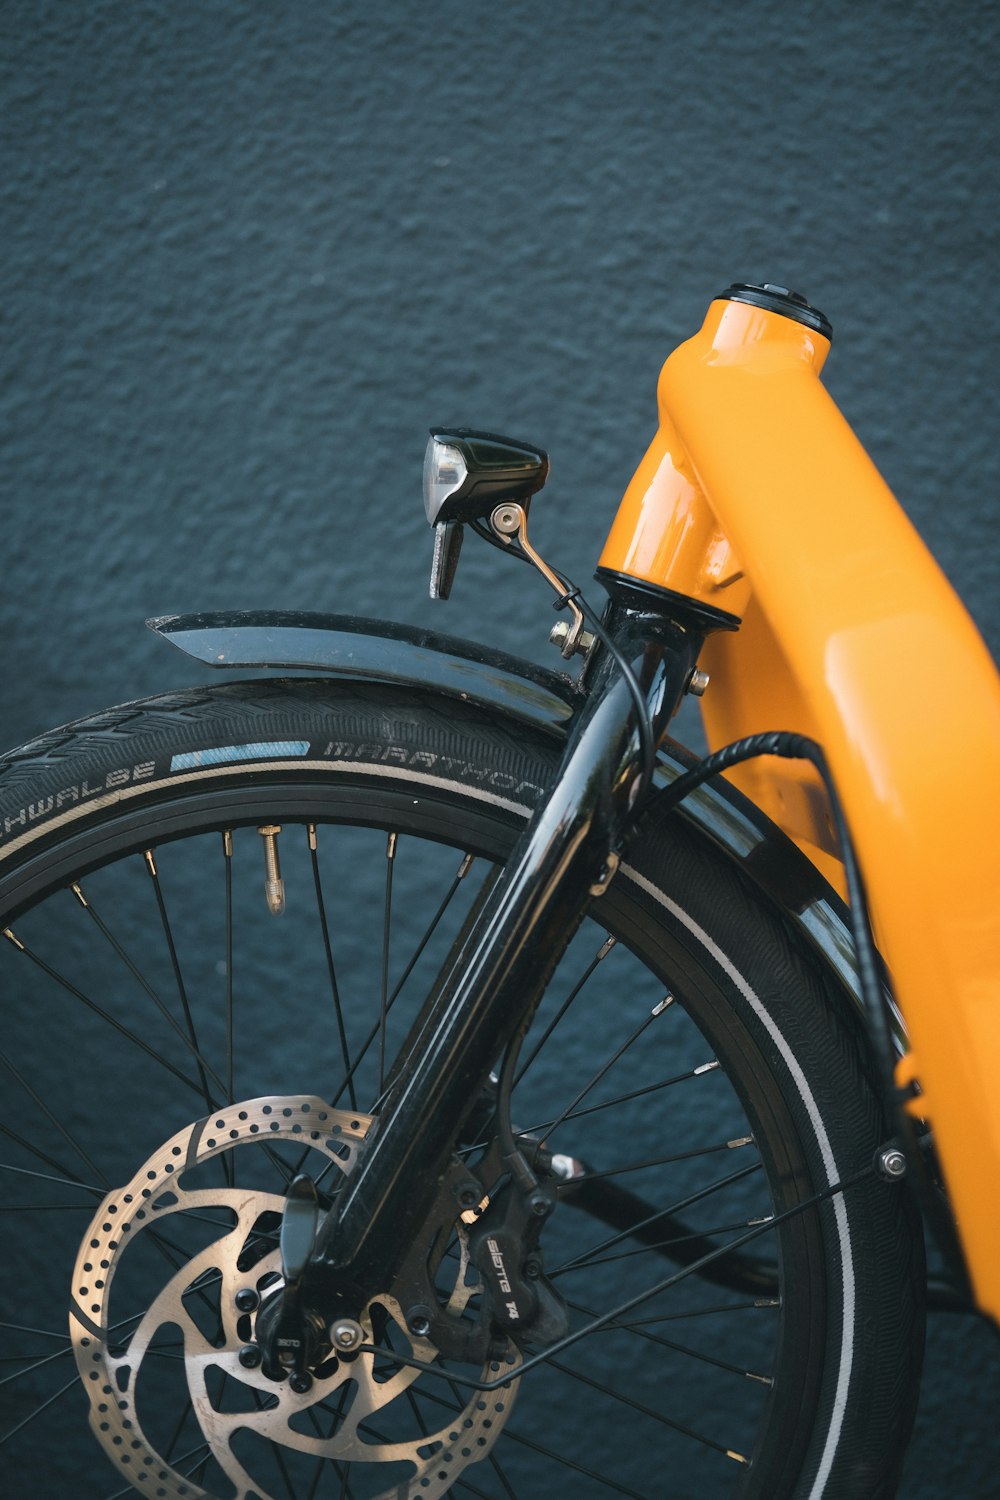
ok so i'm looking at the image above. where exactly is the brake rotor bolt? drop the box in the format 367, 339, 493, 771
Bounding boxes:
407, 1305, 433, 1338
238, 1343, 262, 1369
289, 1371, 313, 1394
235, 1288, 260, 1313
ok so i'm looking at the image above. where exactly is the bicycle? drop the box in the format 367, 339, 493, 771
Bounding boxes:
2, 281, 997, 1498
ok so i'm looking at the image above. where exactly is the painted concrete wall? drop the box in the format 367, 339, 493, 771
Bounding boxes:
2, 3, 997, 1494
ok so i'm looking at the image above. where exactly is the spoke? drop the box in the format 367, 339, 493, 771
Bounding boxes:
546, 1354, 746, 1465
286, 1380, 348, 1499
0, 1370, 80, 1446
368, 1335, 746, 1477
330, 1382, 356, 1500
302, 1407, 331, 1500
0, 1046, 108, 1188
180, 1443, 214, 1481
220, 835, 236, 1189
102, 1232, 231, 1343
485, 1446, 519, 1500
413, 1379, 650, 1499
378, 832, 397, 1093
1, 1204, 96, 1215
550, 1160, 764, 1277
566, 1296, 773, 1384
614, 1296, 781, 1328
102, 1440, 212, 1500
3, 931, 210, 1103
467, 1167, 866, 1393
144, 851, 215, 1115
386, 850, 478, 1010
309, 824, 358, 1112
515, 933, 617, 1085
329, 855, 497, 1112
189, 1449, 213, 1483
0, 1337, 74, 1390
252, 1384, 299, 1500
438, 1369, 519, 1500
520, 1057, 718, 1139
163, 1394, 197, 1462
71, 880, 227, 1104
1, 1321, 72, 1343
534, 996, 670, 1150
453, 1480, 504, 1499
224, 832, 234, 1107
452, 931, 622, 1165
563, 1136, 752, 1185
1, 1158, 104, 1200
2, 1309, 186, 1396
561, 1214, 766, 1270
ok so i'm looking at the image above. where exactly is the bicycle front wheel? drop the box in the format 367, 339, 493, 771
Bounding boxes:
0, 677, 923, 1499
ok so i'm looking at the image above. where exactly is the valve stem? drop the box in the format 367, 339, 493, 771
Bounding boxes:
257, 825, 285, 915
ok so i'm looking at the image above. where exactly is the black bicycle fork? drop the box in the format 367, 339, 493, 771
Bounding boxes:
258, 603, 707, 1374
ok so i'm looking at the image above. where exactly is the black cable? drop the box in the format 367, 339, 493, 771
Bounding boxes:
468, 510, 658, 798
550, 578, 658, 800
656, 732, 900, 1103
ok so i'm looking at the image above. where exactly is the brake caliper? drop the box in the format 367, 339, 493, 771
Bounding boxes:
468, 1178, 569, 1347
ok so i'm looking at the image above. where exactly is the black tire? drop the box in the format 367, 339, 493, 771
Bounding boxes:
0, 678, 924, 1500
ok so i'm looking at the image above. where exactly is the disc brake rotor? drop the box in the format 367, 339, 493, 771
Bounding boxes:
71, 1096, 520, 1499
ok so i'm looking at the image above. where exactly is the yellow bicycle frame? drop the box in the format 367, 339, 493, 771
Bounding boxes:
600, 295, 1000, 1320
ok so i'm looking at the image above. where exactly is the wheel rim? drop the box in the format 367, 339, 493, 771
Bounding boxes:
1, 777, 824, 1498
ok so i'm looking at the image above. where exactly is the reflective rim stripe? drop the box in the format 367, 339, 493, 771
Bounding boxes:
624, 865, 853, 1499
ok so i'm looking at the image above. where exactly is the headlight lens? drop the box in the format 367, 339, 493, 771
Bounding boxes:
423, 437, 469, 524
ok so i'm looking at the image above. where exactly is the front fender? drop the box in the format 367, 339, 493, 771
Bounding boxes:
148, 610, 583, 733
150, 608, 868, 1025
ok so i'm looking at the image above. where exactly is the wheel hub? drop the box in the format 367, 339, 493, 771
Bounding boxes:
71, 1095, 519, 1499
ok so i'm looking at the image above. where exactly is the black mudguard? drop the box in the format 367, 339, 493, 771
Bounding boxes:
149, 609, 866, 1016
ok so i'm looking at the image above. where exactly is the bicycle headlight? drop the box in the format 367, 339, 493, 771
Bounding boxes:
423, 438, 469, 525
422, 428, 549, 527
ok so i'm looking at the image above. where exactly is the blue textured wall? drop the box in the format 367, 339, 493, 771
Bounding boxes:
2, 2, 998, 1494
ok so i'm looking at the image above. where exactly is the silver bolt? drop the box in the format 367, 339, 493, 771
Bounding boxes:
549, 1152, 585, 1181
549, 620, 596, 657
330, 1318, 365, 1352
687, 668, 711, 697
877, 1146, 907, 1179
491, 504, 523, 535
